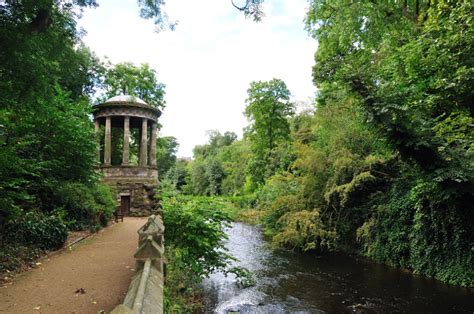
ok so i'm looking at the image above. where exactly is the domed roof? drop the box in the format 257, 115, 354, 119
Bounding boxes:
104, 95, 147, 105
93, 94, 161, 120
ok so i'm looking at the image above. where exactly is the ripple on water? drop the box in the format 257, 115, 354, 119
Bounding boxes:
203, 222, 474, 314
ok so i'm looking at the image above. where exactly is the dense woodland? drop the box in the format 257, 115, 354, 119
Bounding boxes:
0, 0, 472, 306
0, 0, 167, 270
163, 1, 474, 289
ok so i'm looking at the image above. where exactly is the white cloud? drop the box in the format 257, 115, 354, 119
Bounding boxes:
79, 0, 317, 157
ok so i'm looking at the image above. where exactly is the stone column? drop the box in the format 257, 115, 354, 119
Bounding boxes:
149, 122, 157, 167
122, 116, 130, 165
139, 118, 148, 166
94, 118, 100, 163
104, 116, 112, 165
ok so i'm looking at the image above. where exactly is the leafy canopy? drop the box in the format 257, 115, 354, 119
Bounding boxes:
99, 62, 166, 109
244, 78, 294, 184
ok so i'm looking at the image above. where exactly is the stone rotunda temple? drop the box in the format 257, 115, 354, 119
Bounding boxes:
93, 95, 161, 216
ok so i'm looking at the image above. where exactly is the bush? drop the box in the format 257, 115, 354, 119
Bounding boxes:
0, 244, 43, 272
55, 182, 116, 230
162, 194, 255, 311
91, 183, 116, 227
163, 196, 233, 281
7, 211, 68, 250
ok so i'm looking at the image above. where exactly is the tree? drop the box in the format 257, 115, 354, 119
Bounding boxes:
100, 62, 166, 109
0, 0, 102, 218
303, 0, 474, 286
206, 158, 225, 196
156, 136, 179, 177
306, 1, 473, 173
0, 0, 116, 253
0, 0, 265, 37
166, 158, 191, 192
190, 159, 209, 195
193, 130, 238, 159
189, 130, 240, 195
244, 78, 294, 184
231, 0, 265, 21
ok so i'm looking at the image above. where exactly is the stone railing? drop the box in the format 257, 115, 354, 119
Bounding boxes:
111, 215, 165, 314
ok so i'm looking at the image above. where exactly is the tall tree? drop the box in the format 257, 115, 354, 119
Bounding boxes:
0, 0, 100, 214
0, 0, 115, 236
304, 0, 474, 286
244, 78, 294, 184
306, 0, 473, 174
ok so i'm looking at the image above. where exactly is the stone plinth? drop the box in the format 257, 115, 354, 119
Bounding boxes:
100, 166, 158, 182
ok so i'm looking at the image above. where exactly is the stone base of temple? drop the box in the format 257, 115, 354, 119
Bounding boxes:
99, 165, 158, 181
109, 181, 159, 216
98, 166, 159, 217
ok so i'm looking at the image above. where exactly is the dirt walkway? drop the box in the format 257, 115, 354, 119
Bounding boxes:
0, 217, 146, 314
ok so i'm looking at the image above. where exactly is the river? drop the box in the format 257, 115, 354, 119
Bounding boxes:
202, 222, 474, 313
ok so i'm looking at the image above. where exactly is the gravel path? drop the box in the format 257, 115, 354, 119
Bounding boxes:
0, 217, 147, 313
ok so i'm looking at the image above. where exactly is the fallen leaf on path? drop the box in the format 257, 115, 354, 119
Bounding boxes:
92, 301, 97, 304
33, 306, 40, 310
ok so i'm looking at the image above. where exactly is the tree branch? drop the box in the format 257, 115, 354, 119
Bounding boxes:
231, 0, 250, 11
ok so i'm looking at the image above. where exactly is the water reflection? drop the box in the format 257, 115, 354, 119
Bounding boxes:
202, 223, 474, 313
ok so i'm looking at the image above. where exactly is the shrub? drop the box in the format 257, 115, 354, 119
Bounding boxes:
163, 196, 233, 282
0, 244, 43, 272
91, 183, 116, 227
273, 210, 337, 251
7, 211, 68, 250
55, 182, 116, 230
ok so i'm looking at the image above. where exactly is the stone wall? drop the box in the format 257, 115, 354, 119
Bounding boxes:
98, 166, 159, 216
114, 182, 158, 216
111, 215, 165, 314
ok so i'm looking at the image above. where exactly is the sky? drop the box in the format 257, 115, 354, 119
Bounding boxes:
78, 0, 318, 157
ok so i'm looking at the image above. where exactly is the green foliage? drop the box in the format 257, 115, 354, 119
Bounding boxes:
156, 136, 179, 176
163, 259, 205, 313
299, 0, 474, 286
166, 158, 192, 193
190, 159, 209, 195
0, 0, 125, 273
99, 62, 166, 109
193, 130, 238, 159
219, 140, 252, 195
0, 244, 43, 272
6, 211, 68, 250
306, 1, 473, 172
186, 131, 250, 196
273, 210, 337, 251
160, 183, 257, 310
244, 79, 295, 185
162, 195, 233, 282
55, 182, 116, 230
229, 266, 255, 288
0, 0, 109, 232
